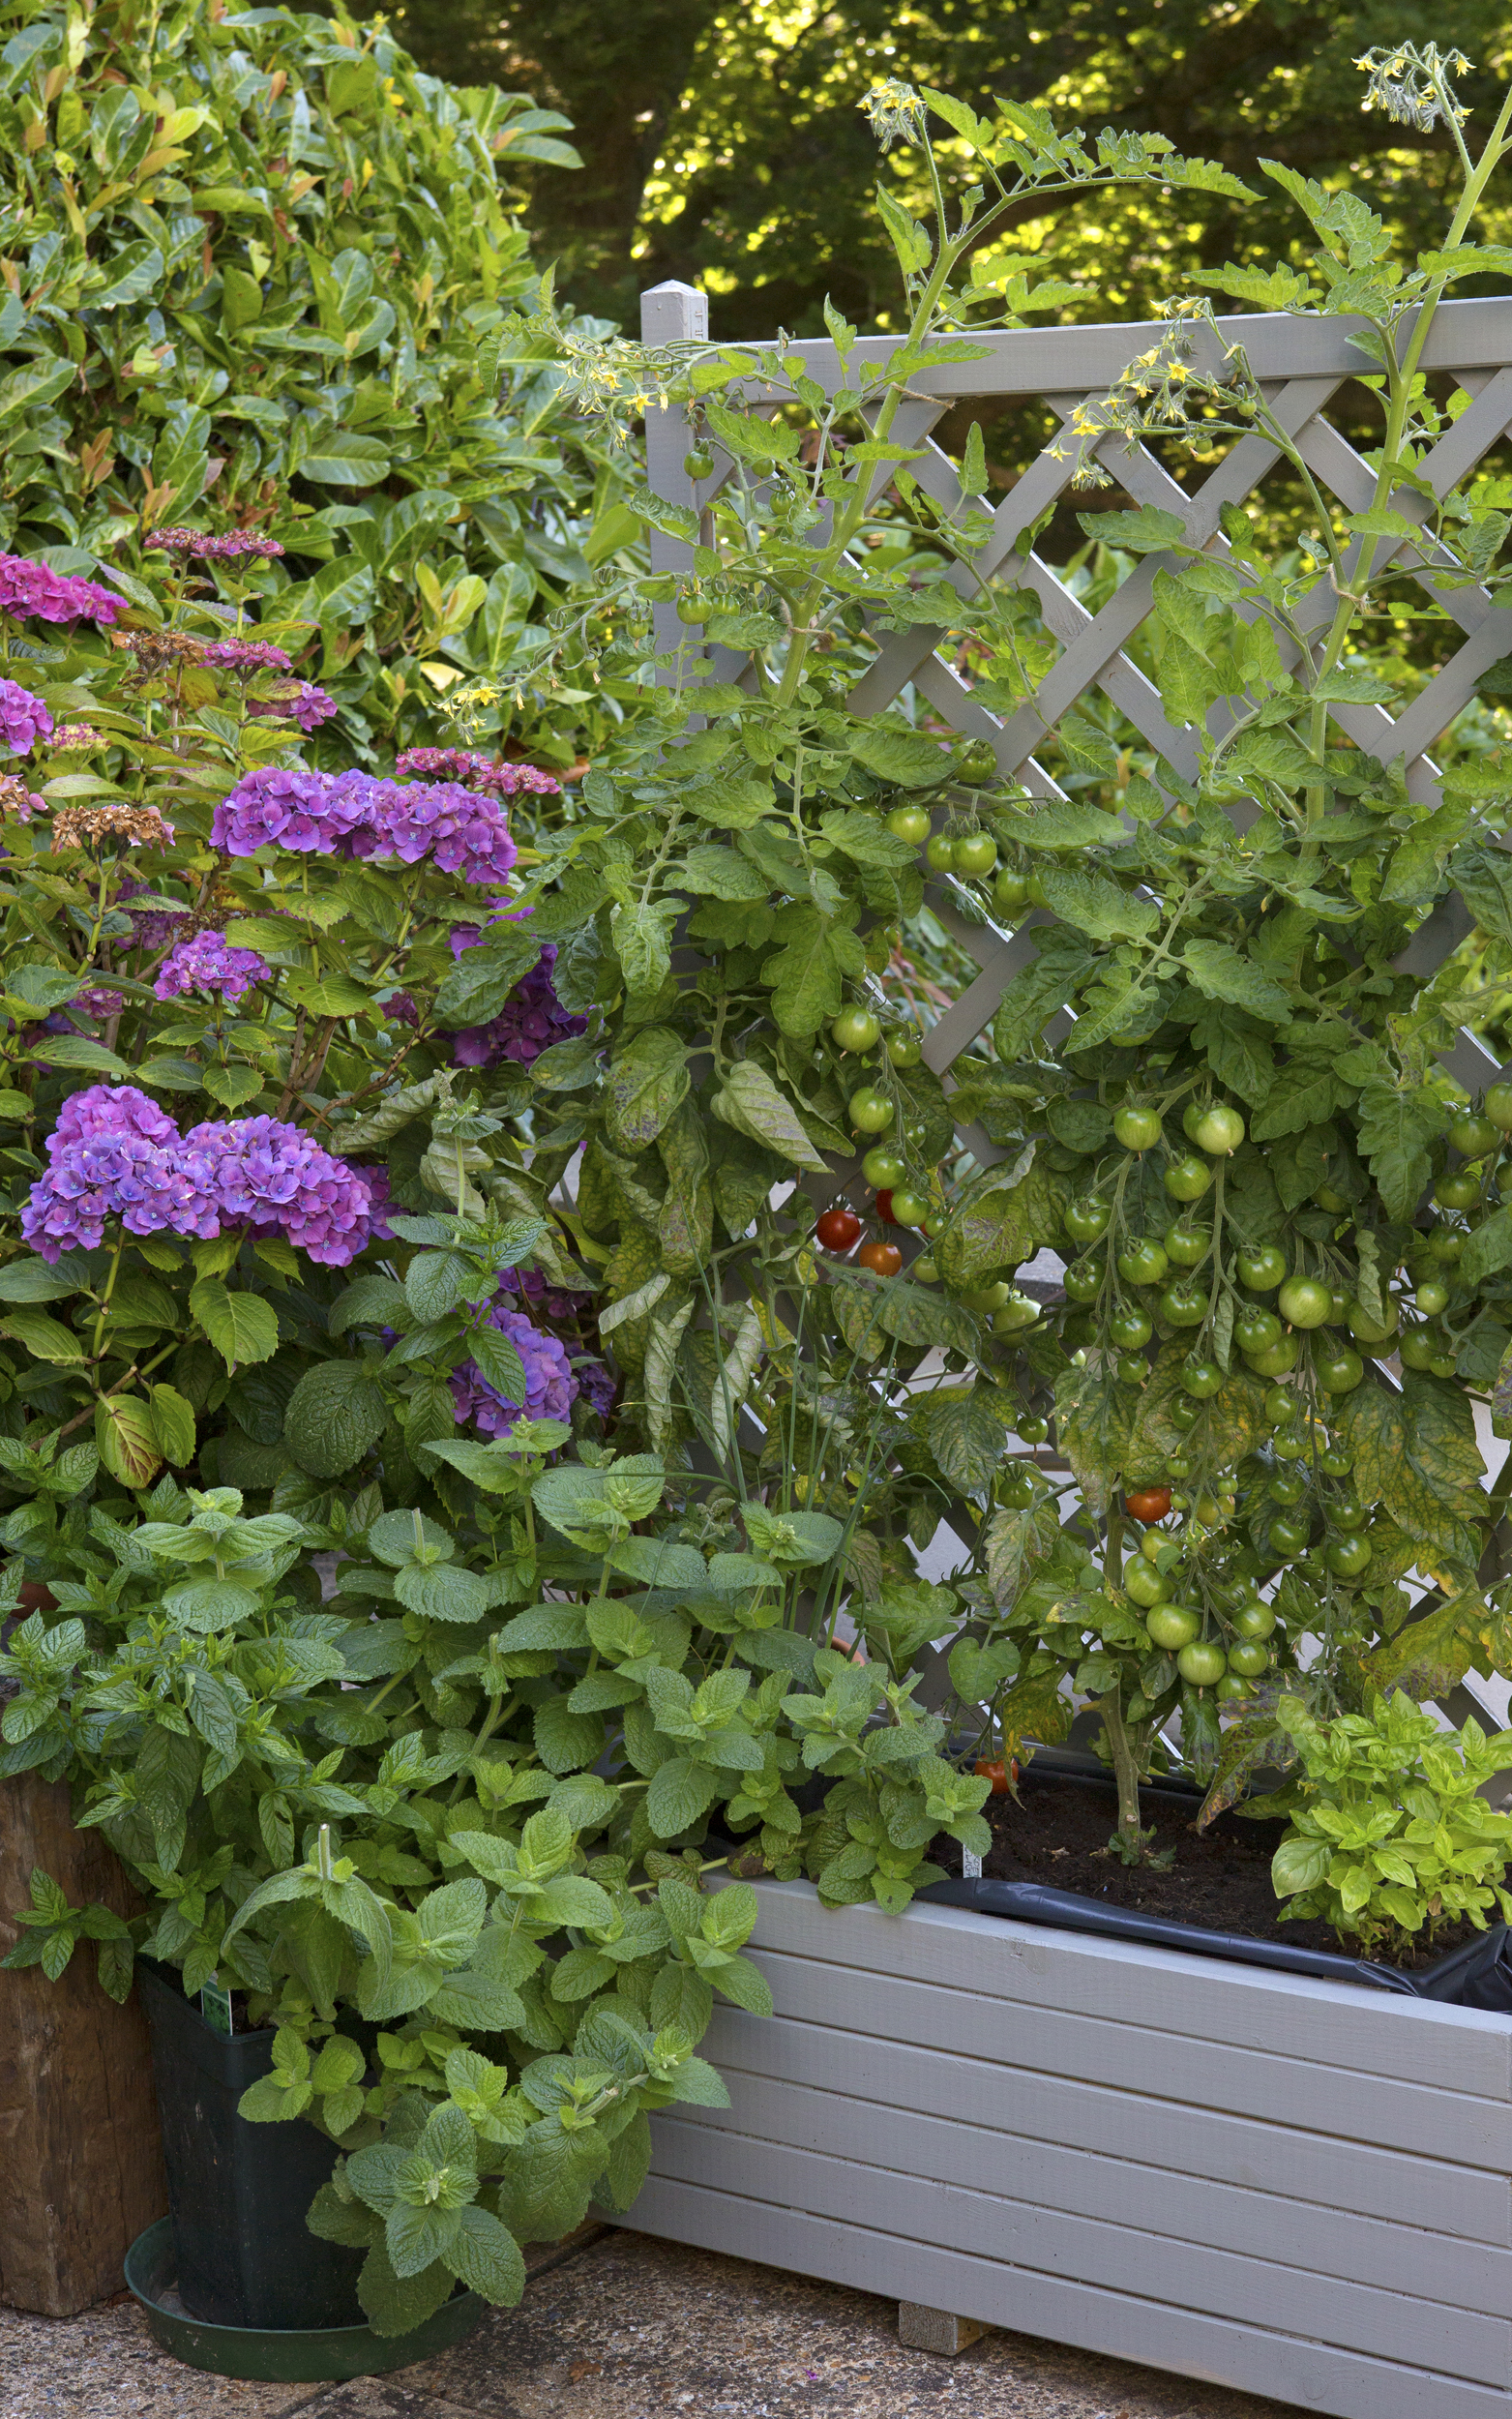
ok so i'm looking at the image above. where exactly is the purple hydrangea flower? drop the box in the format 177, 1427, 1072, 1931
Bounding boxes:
0, 679, 53, 754
73, 988, 125, 1020
381, 991, 419, 1028
575, 1359, 616, 1419
201, 640, 293, 675
247, 680, 339, 733
453, 944, 587, 1070
450, 1301, 578, 1438
111, 881, 190, 952
49, 724, 100, 753
149, 528, 284, 559
212, 766, 518, 887
0, 555, 121, 626
155, 931, 271, 1005
396, 747, 562, 801
350, 1163, 398, 1246
184, 1116, 374, 1266
22, 1085, 220, 1260
21, 1086, 375, 1267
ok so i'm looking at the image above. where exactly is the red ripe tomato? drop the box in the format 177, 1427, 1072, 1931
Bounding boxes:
1125, 1486, 1171, 1525
857, 1240, 903, 1278
974, 1757, 1019, 1797
815, 1208, 861, 1253
874, 1188, 896, 1226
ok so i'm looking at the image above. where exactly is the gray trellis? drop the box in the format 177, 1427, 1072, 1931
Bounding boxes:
637, 284, 1512, 1753
640, 282, 1512, 1125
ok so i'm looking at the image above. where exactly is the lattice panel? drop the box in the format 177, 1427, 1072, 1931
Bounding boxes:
636, 284, 1512, 1751
641, 284, 1512, 1131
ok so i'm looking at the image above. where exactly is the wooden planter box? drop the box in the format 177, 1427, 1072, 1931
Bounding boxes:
619, 1880, 1511, 2419
0, 1770, 166, 2314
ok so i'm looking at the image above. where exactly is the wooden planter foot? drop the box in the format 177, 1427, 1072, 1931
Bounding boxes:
898, 2302, 990, 2357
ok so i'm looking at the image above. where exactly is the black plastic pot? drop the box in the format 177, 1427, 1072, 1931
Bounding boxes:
136, 1959, 368, 2330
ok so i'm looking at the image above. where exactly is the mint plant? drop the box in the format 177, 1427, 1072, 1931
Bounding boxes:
1265, 1692, 1512, 1956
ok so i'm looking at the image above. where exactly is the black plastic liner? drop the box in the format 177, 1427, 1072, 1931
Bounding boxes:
919, 1875, 1424, 1995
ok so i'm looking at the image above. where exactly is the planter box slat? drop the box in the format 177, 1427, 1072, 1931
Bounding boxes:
619, 1882, 1512, 2419
644, 2116, 1505, 2379
748, 1945, 1512, 2168
623, 2175, 1511, 2419
676, 2064, 1512, 2315
741, 1887, 1512, 2102
699, 2007, 1509, 2241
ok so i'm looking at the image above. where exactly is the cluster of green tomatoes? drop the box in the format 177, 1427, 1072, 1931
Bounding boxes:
880, 801, 1041, 919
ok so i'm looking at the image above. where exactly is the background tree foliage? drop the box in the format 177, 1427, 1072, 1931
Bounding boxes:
0, 0, 634, 769
372, 0, 1512, 335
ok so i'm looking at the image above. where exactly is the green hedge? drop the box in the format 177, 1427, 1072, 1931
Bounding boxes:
0, 0, 631, 767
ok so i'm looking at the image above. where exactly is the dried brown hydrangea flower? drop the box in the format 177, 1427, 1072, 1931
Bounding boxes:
51, 802, 174, 851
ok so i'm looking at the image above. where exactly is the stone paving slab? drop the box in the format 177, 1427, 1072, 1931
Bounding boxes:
2, 2227, 1304, 2419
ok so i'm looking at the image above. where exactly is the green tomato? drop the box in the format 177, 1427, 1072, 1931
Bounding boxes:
1347, 1295, 1399, 1345
1182, 1101, 1206, 1143
1109, 1303, 1153, 1350
1272, 1427, 1309, 1460
1124, 1560, 1171, 1609
1278, 1275, 1333, 1329
1160, 1281, 1208, 1328
1164, 1153, 1213, 1203
1268, 1512, 1311, 1556
1434, 1169, 1482, 1211
888, 1187, 930, 1228
848, 1088, 894, 1134
1227, 1639, 1271, 1678
885, 804, 932, 846
1194, 1102, 1246, 1156
1140, 1527, 1166, 1563
1063, 1194, 1112, 1244
1237, 1243, 1287, 1293
1116, 1239, 1170, 1287
1063, 1260, 1103, 1303
831, 1006, 881, 1054
1429, 1349, 1458, 1379
1268, 1472, 1306, 1505
1233, 1602, 1278, 1640
1216, 1671, 1256, 1703
1170, 1396, 1199, 1432
953, 831, 998, 876
1181, 1359, 1224, 1399
994, 1294, 1041, 1334
993, 868, 1030, 913
1177, 1638, 1228, 1687
861, 1146, 905, 1187
1025, 874, 1049, 909
1319, 1446, 1351, 1478
1113, 1104, 1163, 1152
1246, 1334, 1300, 1379
1167, 1449, 1193, 1480
1398, 1327, 1438, 1371
1314, 1184, 1349, 1212
1116, 1352, 1148, 1385
925, 832, 957, 871
964, 1280, 1012, 1312
1313, 1345, 1364, 1396
1019, 1416, 1050, 1445
1324, 1535, 1373, 1579
1147, 1603, 1201, 1649
683, 445, 715, 479
1450, 1111, 1498, 1158
1485, 1082, 1512, 1131
1413, 1278, 1450, 1316
1164, 1221, 1209, 1268
1233, 1307, 1283, 1356
1331, 1496, 1367, 1532
913, 1256, 939, 1284
885, 1027, 923, 1067
1325, 1285, 1349, 1325
1262, 1385, 1294, 1423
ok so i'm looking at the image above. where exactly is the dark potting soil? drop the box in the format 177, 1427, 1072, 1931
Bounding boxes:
933, 1765, 1480, 1972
